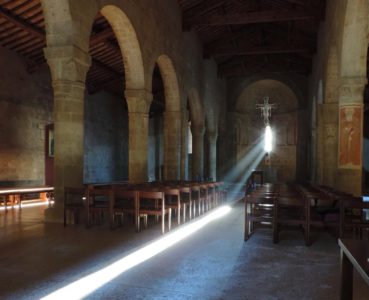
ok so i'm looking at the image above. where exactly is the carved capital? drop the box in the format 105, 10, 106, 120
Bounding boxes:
125, 89, 153, 113
191, 125, 205, 137
339, 76, 367, 105
207, 131, 218, 143
44, 46, 91, 82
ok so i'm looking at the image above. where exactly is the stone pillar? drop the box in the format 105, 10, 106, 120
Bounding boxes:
337, 77, 366, 195
321, 103, 338, 187
316, 105, 325, 185
164, 110, 181, 180
180, 110, 189, 180
44, 46, 91, 222
125, 89, 152, 183
191, 124, 205, 180
207, 131, 218, 181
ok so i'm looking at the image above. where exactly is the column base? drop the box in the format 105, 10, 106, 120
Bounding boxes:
44, 205, 64, 223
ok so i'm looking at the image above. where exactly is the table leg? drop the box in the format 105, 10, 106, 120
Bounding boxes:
340, 249, 353, 300
135, 195, 140, 232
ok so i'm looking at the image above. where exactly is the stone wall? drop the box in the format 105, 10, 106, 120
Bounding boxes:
0, 46, 53, 186
219, 75, 307, 183
84, 91, 128, 183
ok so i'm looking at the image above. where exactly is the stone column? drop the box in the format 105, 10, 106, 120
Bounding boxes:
44, 46, 91, 222
207, 131, 218, 181
337, 77, 366, 195
321, 103, 338, 187
125, 89, 152, 183
164, 110, 181, 180
191, 124, 205, 180
180, 110, 189, 180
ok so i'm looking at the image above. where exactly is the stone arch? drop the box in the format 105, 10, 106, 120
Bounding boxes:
187, 88, 204, 127
324, 46, 339, 104
100, 5, 145, 90
235, 79, 299, 182
205, 109, 216, 133
235, 79, 298, 114
156, 55, 181, 112
317, 79, 323, 104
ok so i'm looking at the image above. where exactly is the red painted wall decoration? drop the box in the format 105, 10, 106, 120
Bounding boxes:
338, 105, 362, 168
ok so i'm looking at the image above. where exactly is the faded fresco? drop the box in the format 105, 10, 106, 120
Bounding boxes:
339, 105, 362, 168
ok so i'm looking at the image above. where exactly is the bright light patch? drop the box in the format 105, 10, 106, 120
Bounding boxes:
264, 125, 273, 153
0, 201, 53, 211
40, 205, 232, 300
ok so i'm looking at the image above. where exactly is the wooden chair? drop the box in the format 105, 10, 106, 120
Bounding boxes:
274, 192, 309, 245
199, 183, 209, 213
64, 187, 86, 227
191, 184, 201, 217
340, 197, 369, 240
112, 188, 142, 231
86, 186, 114, 228
164, 188, 183, 226
244, 191, 277, 242
138, 191, 172, 234
179, 186, 192, 221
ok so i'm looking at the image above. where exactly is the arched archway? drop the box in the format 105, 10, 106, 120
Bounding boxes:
235, 79, 299, 183
152, 55, 181, 180
186, 88, 205, 180
100, 5, 145, 90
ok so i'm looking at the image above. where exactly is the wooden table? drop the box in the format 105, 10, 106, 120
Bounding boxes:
339, 238, 369, 300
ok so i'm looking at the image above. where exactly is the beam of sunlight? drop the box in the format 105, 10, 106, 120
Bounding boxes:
0, 201, 54, 211
222, 138, 263, 184
0, 187, 54, 195
40, 205, 232, 300
264, 125, 273, 153
227, 151, 266, 197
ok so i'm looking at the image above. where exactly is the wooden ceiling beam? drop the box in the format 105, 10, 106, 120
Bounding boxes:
0, 5, 44, 40
211, 44, 313, 57
219, 65, 309, 77
90, 28, 115, 46
184, 10, 318, 28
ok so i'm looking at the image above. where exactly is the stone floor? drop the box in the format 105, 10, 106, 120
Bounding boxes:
0, 201, 368, 299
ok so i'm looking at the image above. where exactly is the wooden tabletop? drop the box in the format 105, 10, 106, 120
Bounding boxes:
338, 238, 369, 286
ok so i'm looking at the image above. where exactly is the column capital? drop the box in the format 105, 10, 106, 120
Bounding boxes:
339, 76, 367, 105
164, 110, 181, 118
125, 89, 152, 113
44, 46, 91, 82
191, 124, 205, 136
207, 131, 218, 142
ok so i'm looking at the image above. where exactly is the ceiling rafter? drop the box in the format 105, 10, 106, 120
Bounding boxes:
0, 5, 44, 40
211, 44, 314, 57
184, 9, 319, 29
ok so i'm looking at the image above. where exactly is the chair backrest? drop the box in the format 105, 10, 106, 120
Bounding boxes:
139, 191, 164, 200
86, 186, 113, 206
179, 186, 191, 193
164, 188, 180, 196
113, 188, 137, 199
64, 186, 86, 206
340, 197, 369, 239
245, 194, 276, 205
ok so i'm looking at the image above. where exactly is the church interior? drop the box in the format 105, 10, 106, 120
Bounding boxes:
1, 0, 369, 299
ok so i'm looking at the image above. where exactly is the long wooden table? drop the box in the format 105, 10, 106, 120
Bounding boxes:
339, 238, 369, 300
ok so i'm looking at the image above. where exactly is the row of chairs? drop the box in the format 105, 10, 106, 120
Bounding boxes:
244, 183, 369, 245
64, 181, 226, 234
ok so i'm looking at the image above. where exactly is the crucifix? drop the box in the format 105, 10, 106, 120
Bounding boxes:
256, 96, 276, 126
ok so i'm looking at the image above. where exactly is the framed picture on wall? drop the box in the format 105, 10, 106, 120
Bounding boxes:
48, 128, 54, 157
